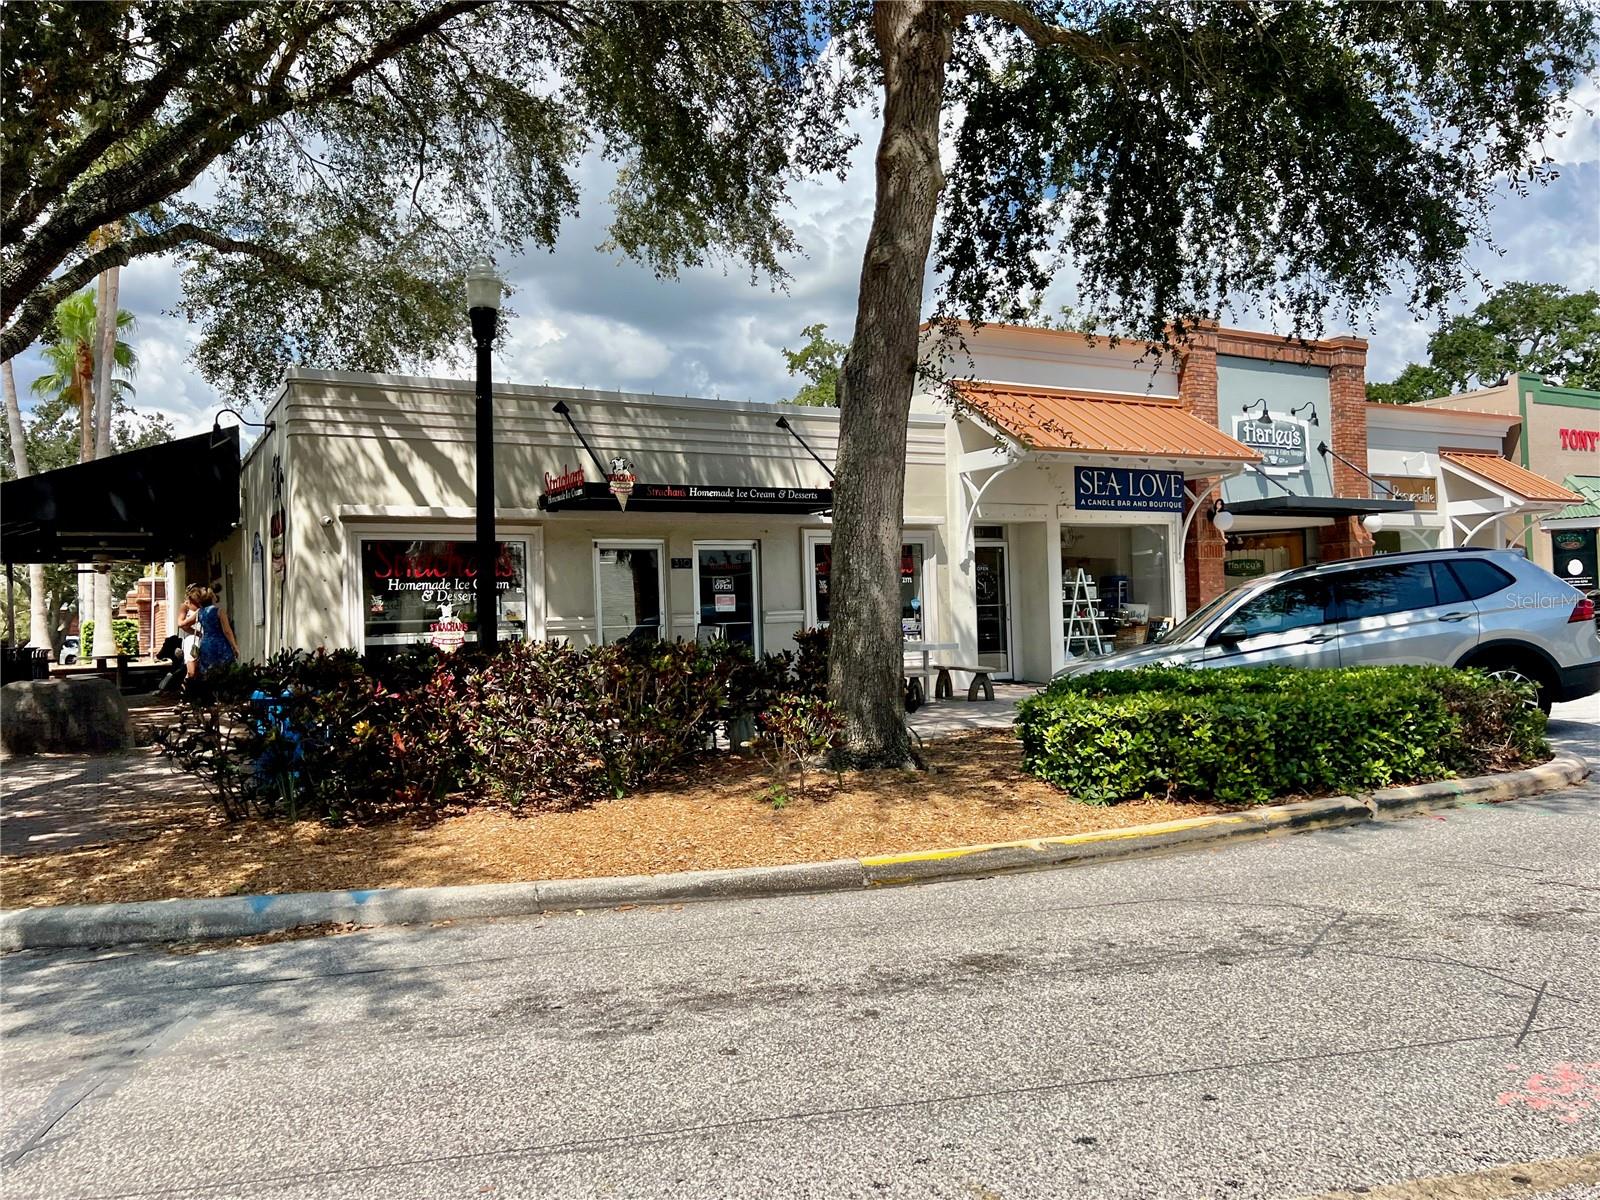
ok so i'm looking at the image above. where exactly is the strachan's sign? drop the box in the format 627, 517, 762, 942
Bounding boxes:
1232, 414, 1309, 474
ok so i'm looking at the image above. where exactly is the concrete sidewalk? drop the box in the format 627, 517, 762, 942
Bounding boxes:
907, 682, 1033, 737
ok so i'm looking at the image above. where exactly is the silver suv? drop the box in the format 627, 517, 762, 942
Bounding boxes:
1058, 548, 1600, 712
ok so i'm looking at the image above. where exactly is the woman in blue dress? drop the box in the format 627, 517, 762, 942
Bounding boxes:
194, 585, 239, 674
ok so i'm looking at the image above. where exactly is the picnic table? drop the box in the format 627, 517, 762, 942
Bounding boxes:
903, 641, 957, 708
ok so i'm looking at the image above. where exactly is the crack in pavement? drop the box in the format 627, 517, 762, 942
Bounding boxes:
1514, 979, 1551, 1049
1, 1015, 199, 1169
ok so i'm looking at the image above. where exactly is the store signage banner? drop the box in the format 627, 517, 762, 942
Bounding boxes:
1225, 558, 1267, 578
541, 465, 586, 507
1558, 427, 1599, 453
1233, 415, 1309, 474
1072, 467, 1185, 512
1373, 475, 1437, 511
541, 481, 832, 514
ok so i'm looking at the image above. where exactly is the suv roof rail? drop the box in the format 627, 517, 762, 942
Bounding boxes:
1276, 545, 1510, 579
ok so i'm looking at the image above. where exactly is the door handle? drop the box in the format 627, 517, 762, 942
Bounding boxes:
1307, 632, 1339, 644
1440, 611, 1473, 623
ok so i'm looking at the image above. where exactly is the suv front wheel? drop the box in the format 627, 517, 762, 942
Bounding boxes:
1460, 651, 1555, 715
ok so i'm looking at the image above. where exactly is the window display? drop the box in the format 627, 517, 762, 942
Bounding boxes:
810, 538, 929, 637
360, 538, 527, 660
696, 543, 759, 650
1060, 523, 1173, 652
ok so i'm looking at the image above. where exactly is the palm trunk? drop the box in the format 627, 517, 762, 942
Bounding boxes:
93, 261, 118, 460
3, 360, 54, 653
88, 260, 123, 661
828, 0, 953, 766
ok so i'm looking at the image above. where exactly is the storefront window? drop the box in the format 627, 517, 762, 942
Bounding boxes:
696, 543, 759, 650
1224, 530, 1308, 588
596, 542, 664, 643
1059, 523, 1174, 649
810, 537, 930, 637
360, 538, 527, 661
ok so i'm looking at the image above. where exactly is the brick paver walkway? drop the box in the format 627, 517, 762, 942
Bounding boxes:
1, 748, 209, 859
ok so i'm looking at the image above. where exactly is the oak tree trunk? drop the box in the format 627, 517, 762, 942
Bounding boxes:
828, 1, 952, 766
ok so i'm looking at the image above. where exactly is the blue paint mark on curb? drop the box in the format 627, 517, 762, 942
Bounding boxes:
247, 895, 276, 914
348, 891, 376, 905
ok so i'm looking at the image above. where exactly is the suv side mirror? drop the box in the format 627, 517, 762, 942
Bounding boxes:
1210, 621, 1247, 647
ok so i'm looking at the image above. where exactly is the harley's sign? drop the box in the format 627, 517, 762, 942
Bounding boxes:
1233, 415, 1309, 474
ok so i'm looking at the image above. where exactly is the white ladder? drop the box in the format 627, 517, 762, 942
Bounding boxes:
1063, 568, 1108, 657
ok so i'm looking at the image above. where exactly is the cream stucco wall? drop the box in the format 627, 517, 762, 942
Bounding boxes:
223, 371, 952, 657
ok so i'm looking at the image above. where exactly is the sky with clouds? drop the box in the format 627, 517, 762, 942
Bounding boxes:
8, 76, 1597, 440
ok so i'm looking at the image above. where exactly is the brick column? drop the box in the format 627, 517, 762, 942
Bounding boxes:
1177, 322, 1225, 611
1321, 336, 1373, 560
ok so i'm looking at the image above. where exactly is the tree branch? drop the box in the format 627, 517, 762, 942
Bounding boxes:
1, 223, 324, 364
953, 0, 1150, 71
1, 9, 251, 243
2, 0, 484, 334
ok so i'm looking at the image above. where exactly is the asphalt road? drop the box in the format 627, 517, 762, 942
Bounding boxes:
2, 702, 1597, 1200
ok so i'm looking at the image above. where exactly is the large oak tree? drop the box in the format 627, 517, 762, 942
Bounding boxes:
1, 1, 853, 397
822, 0, 1595, 763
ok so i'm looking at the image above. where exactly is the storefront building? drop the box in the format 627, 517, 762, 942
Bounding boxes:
1424, 374, 1598, 594
223, 369, 951, 663
917, 323, 1267, 677
219, 330, 1579, 684
1361, 401, 1582, 557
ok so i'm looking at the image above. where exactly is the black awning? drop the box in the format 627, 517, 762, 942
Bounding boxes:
1223, 496, 1415, 520
1, 427, 240, 563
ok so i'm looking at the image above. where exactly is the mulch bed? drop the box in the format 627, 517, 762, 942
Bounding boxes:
0, 731, 1237, 910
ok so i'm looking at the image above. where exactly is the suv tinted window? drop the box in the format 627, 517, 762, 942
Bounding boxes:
1431, 561, 1469, 605
1446, 559, 1515, 601
1336, 562, 1437, 619
1223, 580, 1331, 638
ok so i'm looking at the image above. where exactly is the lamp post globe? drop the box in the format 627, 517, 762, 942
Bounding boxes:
1362, 514, 1384, 534
1212, 509, 1235, 533
466, 257, 502, 314
467, 257, 504, 652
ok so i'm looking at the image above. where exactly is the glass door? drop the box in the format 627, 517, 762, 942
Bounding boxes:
973, 542, 1011, 678
695, 542, 760, 652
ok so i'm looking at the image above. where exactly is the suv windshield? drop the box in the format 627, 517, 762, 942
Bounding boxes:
1157, 588, 1245, 643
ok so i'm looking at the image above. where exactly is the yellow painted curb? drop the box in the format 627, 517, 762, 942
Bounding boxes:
859, 812, 1260, 868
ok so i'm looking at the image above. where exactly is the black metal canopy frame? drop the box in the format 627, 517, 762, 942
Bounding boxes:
1, 427, 241, 564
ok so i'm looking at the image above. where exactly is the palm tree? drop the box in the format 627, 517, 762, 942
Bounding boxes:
27, 288, 137, 462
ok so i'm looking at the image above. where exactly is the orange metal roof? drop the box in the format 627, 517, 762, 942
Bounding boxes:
955, 381, 1261, 462
1440, 451, 1583, 503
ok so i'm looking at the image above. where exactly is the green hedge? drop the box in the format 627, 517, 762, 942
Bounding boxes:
1015, 665, 1548, 805
78, 618, 141, 657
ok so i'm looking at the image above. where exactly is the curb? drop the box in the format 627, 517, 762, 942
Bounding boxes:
2, 753, 1589, 953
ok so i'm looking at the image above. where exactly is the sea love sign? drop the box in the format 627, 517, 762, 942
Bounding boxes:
1073, 467, 1186, 513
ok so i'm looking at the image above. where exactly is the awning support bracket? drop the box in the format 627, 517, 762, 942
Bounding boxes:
957, 445, 1025, 566
774, 416, 835, 481
1319, 440, 1399, 498
551, 400, 612, 481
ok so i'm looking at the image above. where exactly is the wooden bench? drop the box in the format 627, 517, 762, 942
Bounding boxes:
932, 665, 995, 702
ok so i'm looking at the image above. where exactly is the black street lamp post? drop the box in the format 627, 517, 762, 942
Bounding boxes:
466, 257, 504, 651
